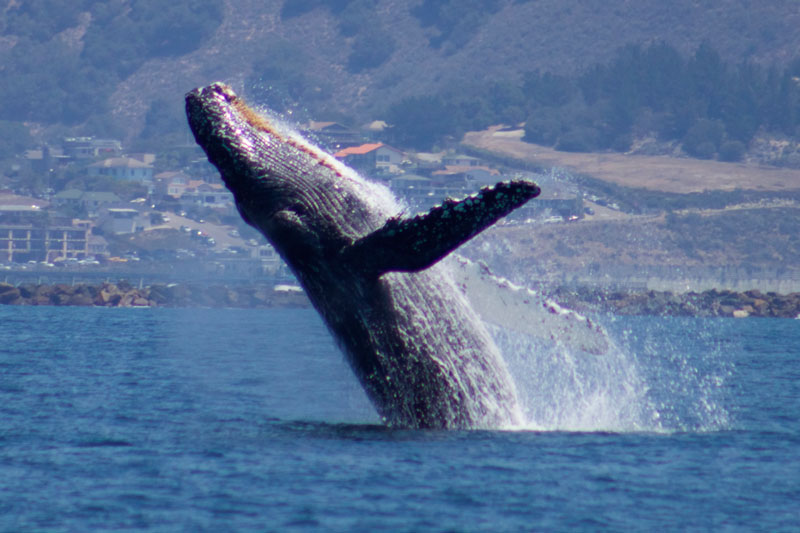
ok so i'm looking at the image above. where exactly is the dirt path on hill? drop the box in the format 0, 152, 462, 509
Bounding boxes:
463, 128, 800, 193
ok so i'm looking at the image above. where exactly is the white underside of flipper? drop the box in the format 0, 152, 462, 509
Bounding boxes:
447, 256, 610, 355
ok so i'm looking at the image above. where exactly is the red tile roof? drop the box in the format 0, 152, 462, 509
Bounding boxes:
432, 165, 499, 176
334, 143, 384, 157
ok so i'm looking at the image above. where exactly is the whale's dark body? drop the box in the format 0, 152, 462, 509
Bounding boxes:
186, 83, 541, 428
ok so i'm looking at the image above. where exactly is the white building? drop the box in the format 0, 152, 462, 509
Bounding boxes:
88, 157, 154, 186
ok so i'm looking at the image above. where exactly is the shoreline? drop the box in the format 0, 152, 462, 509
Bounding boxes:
550, 286, 800, 319
0, 281, 310, 309
1, 281, 799, 318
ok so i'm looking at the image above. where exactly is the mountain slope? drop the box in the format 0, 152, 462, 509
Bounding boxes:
3, 0, 800, 142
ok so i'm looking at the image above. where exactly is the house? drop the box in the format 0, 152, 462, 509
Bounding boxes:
389, 174, 435, 209
303, 121, 363, 150
87, 234, 109, 258
334, 143, 405, 173
52, 189, 84, 210
362, 120, 389, 141
442, 154, 483, 167
127, 153, 156, 165
24, 146, 71, 174
81, 192, 122, 216
178, 182, 232, 210
88, 157, 154, 185
53, 190, 122, 216
431, 165, 501, 187
97, 207, 150, 235
0, 192, 49, 213
62, 137, 122, 159
154, 171, 192, 199
153, 172, 231, 209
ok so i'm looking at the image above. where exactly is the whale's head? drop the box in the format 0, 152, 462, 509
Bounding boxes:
186, 83, 391, 268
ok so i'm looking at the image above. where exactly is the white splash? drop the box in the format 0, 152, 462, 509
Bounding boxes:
491, 325, 661, 432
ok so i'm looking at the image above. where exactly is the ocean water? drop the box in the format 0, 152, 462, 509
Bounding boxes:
1, 306, 799, 531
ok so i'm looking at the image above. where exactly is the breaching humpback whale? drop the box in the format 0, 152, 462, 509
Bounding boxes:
186, 83, 541, 429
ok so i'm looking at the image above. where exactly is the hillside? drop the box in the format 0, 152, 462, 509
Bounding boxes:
2, 0, 800, 145
458, 204, 800, 295
464, 128, 800, 193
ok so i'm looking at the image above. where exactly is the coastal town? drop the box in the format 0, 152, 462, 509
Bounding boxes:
2, 117, 800, 318
0, 119, 585, 284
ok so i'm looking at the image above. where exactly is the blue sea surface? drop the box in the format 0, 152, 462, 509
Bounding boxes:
1, 306, 799, 531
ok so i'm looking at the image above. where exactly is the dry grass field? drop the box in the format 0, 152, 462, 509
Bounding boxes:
463, 128, 800, 193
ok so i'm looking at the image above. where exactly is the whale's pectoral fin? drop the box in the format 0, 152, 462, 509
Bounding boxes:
448, 256, 610, 355
345, 180, 540, 275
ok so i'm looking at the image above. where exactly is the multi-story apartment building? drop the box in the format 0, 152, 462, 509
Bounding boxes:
0, 205, 90, 263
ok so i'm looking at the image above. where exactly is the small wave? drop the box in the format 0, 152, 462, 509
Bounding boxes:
76, 439, 134, 448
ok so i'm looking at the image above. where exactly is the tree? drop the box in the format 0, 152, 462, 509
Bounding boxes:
411, 0, 503, 49
0, 121, 33, 159
347, 27, 396, 72
719, 141, 746, 162
246, 39, 326, 114
523, 112, 562, 145
688, 41, 727, 119
387, 96, 458, 150
682, 119, 726, 158
524, 70, 575, 108
555, 127, 600, 153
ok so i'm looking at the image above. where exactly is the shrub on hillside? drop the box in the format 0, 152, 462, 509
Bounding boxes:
693, 141, 717, 160
682, 119, 725, 157
719, 140, 746, 162
0, 121, 33, 159
555, 127, 600, 152
387, 96, 458, 150
347, 28, 396, 72
523, 114, 562, 145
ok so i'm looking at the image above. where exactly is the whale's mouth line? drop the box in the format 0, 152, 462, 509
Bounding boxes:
189, 83, 351, 183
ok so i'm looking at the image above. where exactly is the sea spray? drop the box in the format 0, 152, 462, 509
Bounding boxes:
489, 325, 658, 431
605, 316, 732, 432
488, 315, 732, 433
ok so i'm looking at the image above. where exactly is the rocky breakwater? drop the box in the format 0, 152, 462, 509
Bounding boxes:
2, 281, 798, 317
0, 281, 310, 309
551, 287, 800, 318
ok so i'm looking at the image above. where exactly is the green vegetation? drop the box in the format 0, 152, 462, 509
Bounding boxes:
529, 42, 800, 156
385, 96, 460, 150
347, 26, 396, 73
0, 0, 222, 126
0, 121, 33, 159
385, 42, 800, 159
279, 0, 395, 73
244, 37, 331, 115
411, 0, 503, 51
1, 3, 798, 168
